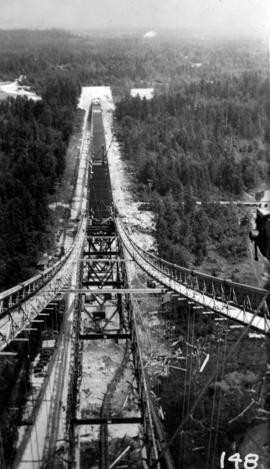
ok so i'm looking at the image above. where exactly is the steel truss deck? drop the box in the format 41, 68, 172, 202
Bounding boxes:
2, 95, 270, 469
116, 217, 270, 335
68, 220, 168, 469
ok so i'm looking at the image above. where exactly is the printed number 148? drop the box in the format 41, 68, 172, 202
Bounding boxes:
220, 452, 259, 469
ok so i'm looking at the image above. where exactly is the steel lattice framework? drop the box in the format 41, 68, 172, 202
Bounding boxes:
116, 217, 270, 335
0, 218, 87, 352
1, 96, 270, 469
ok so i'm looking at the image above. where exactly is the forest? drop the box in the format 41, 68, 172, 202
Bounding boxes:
0, 29, 268, 287
0, 29, 268, 469
0, 29, 267, 91
115, 71, 269, 271
0, 74, 80, 289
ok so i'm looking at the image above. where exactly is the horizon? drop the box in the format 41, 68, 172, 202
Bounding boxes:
0, 26, 268, 42
0, 0, 268, 39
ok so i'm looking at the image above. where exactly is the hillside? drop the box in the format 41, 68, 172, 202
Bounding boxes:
115, 71, 269, 284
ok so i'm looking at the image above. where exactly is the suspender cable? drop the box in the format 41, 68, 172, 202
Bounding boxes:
150, 289, 270, 468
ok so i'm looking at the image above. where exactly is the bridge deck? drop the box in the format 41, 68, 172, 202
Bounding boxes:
116, 218, 270, 335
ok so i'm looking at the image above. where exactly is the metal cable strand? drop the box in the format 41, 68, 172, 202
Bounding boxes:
149, 289, 270, 468
206, 337, 221, 469
179, 305, 191, 469
210, 323, 229, 469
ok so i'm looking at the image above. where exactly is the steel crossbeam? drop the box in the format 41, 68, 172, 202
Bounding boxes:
80, 258, 128, 263
64, 288, 165, 294
79, 333, 131, 340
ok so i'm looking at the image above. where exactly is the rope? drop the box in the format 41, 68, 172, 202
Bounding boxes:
150, 289, 270, 468
186, 306, 196, 426
206, 333, 221, 469
210, 322, 229, 469
179, 306, 191, 469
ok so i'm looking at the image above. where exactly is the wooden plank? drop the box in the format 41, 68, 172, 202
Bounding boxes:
80, 333, 131, 340
12, 338, 29, 342
73, 417, 143, 425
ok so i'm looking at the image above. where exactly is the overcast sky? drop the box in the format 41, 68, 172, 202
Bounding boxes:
0, 0, 268, 37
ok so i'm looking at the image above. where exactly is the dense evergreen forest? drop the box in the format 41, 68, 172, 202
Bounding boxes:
0, 29, 267, 90
0, 29, 268, 287
115, 71, 269, 271
0, 75, 80, 289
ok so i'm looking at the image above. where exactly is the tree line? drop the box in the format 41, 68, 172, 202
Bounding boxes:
0, 74, 80, 290
0, 29, 267, 284
115, 72, 268, 268
0, 30, 267, 93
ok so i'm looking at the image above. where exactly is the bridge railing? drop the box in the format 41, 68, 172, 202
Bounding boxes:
0, 217, 87, 350
116, 217, 270, 323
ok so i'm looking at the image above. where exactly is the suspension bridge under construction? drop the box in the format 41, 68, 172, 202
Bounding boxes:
0, 94, 269, 469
